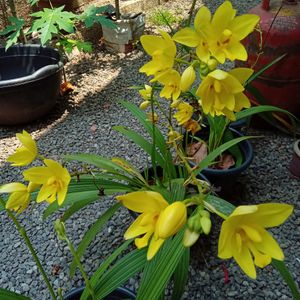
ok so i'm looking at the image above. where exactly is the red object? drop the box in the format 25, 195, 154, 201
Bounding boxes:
242, 0, 300, 117
222, 264, 230, 284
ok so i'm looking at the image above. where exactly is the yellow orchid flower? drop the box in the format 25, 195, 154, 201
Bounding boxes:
7, 130, 38, 166
183, 119, 201, 135
157, 69, 181, 101
139, 85, 152, 101
196, 68, 253, 120
116, 191, 186, 260
218, 203, 293, 279
180, 66, 196, 92
0, 182, 39, 214
23, 159, 71, 206
139, 30, 176, 76
174, 102, 194, 125
173, 6, 211, 62
209, 1, 259, 63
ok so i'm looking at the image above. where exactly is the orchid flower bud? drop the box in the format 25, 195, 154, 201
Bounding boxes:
157, 201, 187, 239
183, 228, 200, 247
180, 66, 196, 92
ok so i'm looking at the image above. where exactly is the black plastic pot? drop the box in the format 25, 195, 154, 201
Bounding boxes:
188, 128, 253, 195
0, 44, 63, 125
63, 286, 136, 300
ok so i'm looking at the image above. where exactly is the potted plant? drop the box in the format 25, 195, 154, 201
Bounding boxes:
0, 2, 299, 299
0, 0, 115, 125
101, 1, 145, 53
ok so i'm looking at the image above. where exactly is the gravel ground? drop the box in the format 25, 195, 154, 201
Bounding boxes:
1, 0, 300, 299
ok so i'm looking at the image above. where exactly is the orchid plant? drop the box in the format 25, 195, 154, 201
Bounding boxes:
0, 1, 299, 300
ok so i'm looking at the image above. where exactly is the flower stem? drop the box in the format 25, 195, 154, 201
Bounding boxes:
187, 0, 198, 27
0, 198, 56, 300
65, 237, 95, 300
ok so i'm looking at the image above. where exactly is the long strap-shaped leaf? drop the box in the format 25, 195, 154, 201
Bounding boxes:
92, 248, 147, 299
171, 248, 190, 300
69, 203, 121, 277
120, 101, 177, 178
0, 288, 31, 300
272, 259, 300, 300
113, 125, 165, 166
137, 230, 186, 300
80, 240, 134, 300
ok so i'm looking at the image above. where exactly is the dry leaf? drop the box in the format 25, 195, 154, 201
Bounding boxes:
51, 264, 61, 276
214, 154, 235, 170
60, 81, 75, 95
187, 141, 208, 164
90, 124, 97, 133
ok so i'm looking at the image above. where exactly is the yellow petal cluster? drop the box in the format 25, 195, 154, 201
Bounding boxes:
218, 203, 293, 279
157, 69, 181, 101
23, 159, 71, 206
0, 182, 39, 214
196, 68, 253, 120
139, 30, 176, 76
7, 130, 38, 166
116, 191, 186, 260
173, 102, 194, 125
173, 2, 259, 63
139, 85, 152, 101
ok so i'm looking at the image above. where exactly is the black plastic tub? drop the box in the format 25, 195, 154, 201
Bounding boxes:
63, 286, 136, 300
0, 44, 63, 125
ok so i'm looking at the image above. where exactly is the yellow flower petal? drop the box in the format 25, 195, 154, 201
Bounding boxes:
16, 130, 37, 156
180, 66, 196, 92
231, 205, 258, 217
224, 41, 248, 61
232, 242, 256, 279
194, 5, 211, 33
229, 14, 260, 40
6, 191, 30, 214
116, 191, 168, 213
124, 214, 154, 240
172, 28, 201, 47
218, 221, 235, 259
229, 68, 254, 85
248, 203, 293, 228
240, 225, 262, 243
156, 201, 186, 239
140, 35, 166, 56
234, 93, 251, 112
147, 235, 165, 260
0, 182, 27, 193
23, 166, 53, 184
135, 231, 153, 249
211, 1, 236, 33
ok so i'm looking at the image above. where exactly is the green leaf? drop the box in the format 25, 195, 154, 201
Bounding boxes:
113, 125, 165, 167
137, 231, 186, 299
272, 259, 300, 300
69, 203, 121, 277
0, 16, 25, 50
193, 136, 256, 174
28, 0, 40, 5
204, 194, 235, 217
172, 248, 190, 300
43, 190, 99, 219
0, 288, 32, 300
245, 54, 286, 85
31, 6, 76, 45
80, 5, 117, 28
93, 248, 147, 299
80, 240, 133, 300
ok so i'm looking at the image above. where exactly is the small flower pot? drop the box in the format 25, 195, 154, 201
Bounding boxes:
289, 139, 300, 178
63, 286, 136, 300
186, 128, 254, 199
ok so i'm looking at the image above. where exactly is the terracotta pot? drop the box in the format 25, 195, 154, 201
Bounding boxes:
289, 140, 300, 178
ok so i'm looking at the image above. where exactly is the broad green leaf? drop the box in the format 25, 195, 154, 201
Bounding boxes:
204, 194, 235, 217
193, 136, 255, 174
75, 40, 93, 53
137, 230, 186, 299
80, 5, 117, 28
93, 248, 147, 299
31, 6, 76, 45
0, 17, 25, 50
172, 248, 190, 300
80, 240, 133, 300
113, 125, 165, 167
272, 259, 300, 300
0, 288, 32, 300
69, 203, 121, 277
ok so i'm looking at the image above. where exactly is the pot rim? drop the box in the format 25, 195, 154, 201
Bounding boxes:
294, 140, 300, 157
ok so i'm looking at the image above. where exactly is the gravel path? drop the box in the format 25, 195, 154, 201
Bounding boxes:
1, 0, 300, 299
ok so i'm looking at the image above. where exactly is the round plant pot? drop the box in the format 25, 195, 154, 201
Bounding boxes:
289, 139, 300, 178
187, 128, 254, 197
64, 286, 136, 300
0, 44, 63, 125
